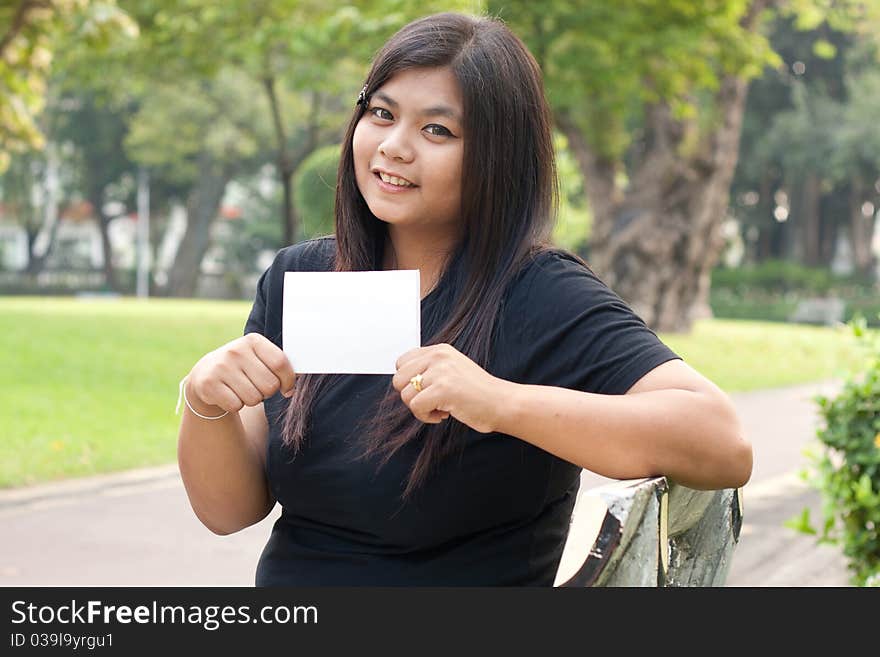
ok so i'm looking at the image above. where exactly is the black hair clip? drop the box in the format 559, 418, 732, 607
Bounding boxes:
356, 84, 369, 107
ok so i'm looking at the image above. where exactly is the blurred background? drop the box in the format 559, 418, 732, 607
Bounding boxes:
2, 0, 878, 315
1, 1, 879, 585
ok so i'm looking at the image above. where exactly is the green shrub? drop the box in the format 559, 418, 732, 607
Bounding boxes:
843, 298, 880, 327
712, 259, 828, 294
788, 313, 880, 585
711, 259, 869, 295
710, 280, 880, 328
709, 288, 799, 323
294, 144, 339, 241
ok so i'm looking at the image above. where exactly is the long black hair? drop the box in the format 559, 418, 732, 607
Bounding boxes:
281, 12, 560, 499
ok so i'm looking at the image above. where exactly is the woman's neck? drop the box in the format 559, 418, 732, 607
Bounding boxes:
383, 227, 457, 299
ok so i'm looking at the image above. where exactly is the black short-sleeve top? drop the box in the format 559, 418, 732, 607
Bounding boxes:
244, 236, 681, 586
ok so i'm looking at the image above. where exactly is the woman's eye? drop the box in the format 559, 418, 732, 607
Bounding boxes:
369, 107, 393, 121
424, 124, 453, 137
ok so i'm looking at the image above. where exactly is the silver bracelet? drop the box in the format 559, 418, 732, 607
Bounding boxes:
176, 376, 229, 420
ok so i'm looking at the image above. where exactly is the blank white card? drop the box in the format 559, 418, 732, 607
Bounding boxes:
282, 270, 421, 374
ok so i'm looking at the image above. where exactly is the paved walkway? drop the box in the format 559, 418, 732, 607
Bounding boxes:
0, 379, 853, 586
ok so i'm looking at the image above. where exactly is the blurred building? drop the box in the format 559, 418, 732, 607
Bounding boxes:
0, 200, 262, 298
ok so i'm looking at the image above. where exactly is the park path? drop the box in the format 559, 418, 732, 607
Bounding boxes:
0, 379, 852, 586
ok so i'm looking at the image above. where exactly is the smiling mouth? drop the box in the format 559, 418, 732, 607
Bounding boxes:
374, 171, 417, 188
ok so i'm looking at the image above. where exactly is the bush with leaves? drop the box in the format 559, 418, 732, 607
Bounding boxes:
788, 313, 880, 585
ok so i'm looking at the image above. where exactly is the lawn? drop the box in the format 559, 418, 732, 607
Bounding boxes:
0, 296, 871, 488
659, 318, 869, 392
1, 297, 252, 488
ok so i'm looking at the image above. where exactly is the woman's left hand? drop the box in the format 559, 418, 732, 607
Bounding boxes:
393, 343, 508, 434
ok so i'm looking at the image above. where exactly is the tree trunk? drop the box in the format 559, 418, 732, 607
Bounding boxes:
166, 152, 230, 298
753, 175, 775, 263
556, 1, 766, 333
263, 79, 322, 246
24, 209, 59, 275
850, 180, 878, 280
87, 187, 119, 292
559, 77, 750, 332
797, 172, 822, 266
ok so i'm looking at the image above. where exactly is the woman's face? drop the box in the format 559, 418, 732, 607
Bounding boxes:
353, 67, 464, 232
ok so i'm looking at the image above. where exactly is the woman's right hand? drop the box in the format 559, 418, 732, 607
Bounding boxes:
185, 333, 296, 415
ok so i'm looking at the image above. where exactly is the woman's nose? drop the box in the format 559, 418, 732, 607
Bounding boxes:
378, 127, 414, 162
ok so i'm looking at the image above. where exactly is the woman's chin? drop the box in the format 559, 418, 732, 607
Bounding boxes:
371, 210, 412, 225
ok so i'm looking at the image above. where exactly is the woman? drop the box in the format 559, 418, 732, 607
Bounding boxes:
177, 12, 752, 586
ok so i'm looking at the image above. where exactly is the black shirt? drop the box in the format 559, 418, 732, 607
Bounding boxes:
244, 236, 681, 585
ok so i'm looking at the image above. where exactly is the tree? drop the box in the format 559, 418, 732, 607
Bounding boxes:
119, 0, 471, 245
122, 70, 272, 297
78, 0, 471, 296
492, 0, 876, 332
47, 92, 140, 290
0, 147, 55, 272
752, 81, 842, 265
829, 68, 880, 277
0, 0, 136, 171
731, 9, 880, 278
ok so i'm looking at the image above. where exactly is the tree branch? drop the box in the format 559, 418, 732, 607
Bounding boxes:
292, 90, 321, 166
262, 74, 290, 173
0, 0, 54, 61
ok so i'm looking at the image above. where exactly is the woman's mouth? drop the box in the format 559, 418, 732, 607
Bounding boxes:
374, 171, 417, 193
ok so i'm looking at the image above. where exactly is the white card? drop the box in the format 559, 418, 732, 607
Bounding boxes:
282, 270, 421, 374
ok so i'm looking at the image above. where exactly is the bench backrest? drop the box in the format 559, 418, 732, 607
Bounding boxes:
554, 476, 743, 586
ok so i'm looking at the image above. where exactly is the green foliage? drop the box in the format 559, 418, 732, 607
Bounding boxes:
122, 69, 269, 183
710, 261, 880, 327
0, 0, 137, 171
210, 172, 284, 282
711, 259, 848, 295
793, 315, 880, 585
709, 289, 800, 323
491, 0, 780, 159
730, 7, 880, 269
784, 507, 817, 535
551, 132, 591, 254
293, 144, 339, 241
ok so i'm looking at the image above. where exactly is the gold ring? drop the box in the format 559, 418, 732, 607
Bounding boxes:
410, 373, 424, 393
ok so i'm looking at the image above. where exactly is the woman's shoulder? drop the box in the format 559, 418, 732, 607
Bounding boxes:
512, 245, 607, 299
271, 235, 337, 273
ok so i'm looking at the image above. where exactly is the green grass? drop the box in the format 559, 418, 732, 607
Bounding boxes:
0, 297, 872, 488
660, 318, 870, 392
0, 296, 251, 488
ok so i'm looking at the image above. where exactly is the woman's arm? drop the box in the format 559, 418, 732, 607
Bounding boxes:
177, 391, 275, 535
177, 333, 295, 535
490, 359, 752, 490
394, 344, 751, 490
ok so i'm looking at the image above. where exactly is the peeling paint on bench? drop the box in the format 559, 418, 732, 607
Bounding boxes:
554, 477, 743, 587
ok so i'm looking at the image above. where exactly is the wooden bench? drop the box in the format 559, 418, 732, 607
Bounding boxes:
554, 476, 743, 586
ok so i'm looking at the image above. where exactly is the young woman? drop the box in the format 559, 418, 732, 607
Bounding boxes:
177, 12, 752, 586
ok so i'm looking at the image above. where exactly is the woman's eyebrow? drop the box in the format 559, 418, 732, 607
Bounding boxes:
372, 91, 461, 122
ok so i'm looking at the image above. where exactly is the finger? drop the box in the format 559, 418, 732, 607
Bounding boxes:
239, 347, 291, 399
250, 334, 297, 395
194, 379, 245, 414
392, 355, 431, 392
239, 360, 282, 401
395, 346, 424, 370
409, 385, 448, 424
399, 384, 416, 408
398, 370, 431, 401
219, 368, 265, 408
